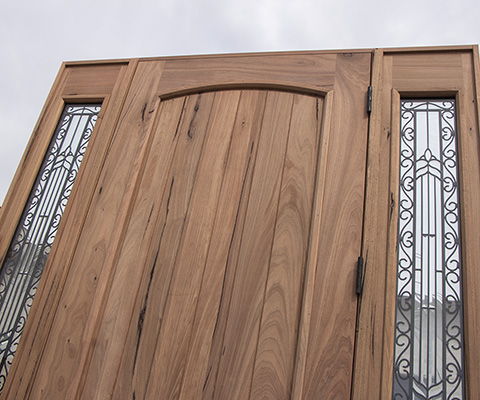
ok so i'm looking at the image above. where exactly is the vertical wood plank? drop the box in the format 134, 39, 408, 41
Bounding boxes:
177, 90, 267, 400
213, 91, 294, 400
111, 92, 216, 400
79, 96, 185, 399
459, 52, 480, 400
380, 88, 401, 400
144, 90, 241, 399
351, 49, 389, 400
291, 92, 332, 400
250, 94, 321, 399
301, 53, 370, 399
200, 93, 267, 400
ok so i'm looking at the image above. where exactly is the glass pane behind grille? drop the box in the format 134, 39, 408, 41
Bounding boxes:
0, 104, 101, 392
393, 100, 465, 399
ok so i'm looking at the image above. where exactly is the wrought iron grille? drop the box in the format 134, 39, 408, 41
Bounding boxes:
392, 100, 465, 399
0, 104, 101, 392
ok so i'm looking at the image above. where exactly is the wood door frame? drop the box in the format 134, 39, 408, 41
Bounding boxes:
352, 46, 480, 399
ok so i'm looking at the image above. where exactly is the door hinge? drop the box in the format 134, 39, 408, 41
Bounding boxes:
367, 86, 373, 114
356, 256, 364, 295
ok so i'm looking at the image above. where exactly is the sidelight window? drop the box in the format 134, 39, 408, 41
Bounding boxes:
392, 100, 465, 399
0, 104, 101, 392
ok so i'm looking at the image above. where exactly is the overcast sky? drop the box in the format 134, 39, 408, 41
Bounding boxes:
0, 0, 479, 204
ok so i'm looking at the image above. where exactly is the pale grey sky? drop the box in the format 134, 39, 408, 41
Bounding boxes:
1, 0, 479, 203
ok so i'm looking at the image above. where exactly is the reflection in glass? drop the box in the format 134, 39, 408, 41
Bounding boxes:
392, 100, 465, 399
0, 104, 101, 393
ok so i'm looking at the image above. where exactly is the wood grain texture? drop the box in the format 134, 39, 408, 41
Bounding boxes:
156, 54, 337, 96
391, 52, 464, 91
111, 91, 216, 400
63, 64, 124, 97
23, 49, 480, 400
380, 89, 401, 400
177, 90, 267, 400
458, 51, 480, 400
79, 96, 186, 399
144, 90, 241, 399
351, 49, 390, 400
300, 52, 371, 399
250, 94, 321, 399
0, 50, 373, 399
212, 91, 295, 400
200, 92, 267, 400
290, 92, 332, 400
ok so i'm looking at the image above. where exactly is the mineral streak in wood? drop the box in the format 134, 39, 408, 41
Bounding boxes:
113, 92, 216, 400
200, 92, 268, 400
80, 96, 186, 399
177, 90, 268, 400
144, 91, 241, 399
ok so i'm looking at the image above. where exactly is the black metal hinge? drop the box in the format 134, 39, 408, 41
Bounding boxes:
356, 256, 364, 295
367, 86, 373, 114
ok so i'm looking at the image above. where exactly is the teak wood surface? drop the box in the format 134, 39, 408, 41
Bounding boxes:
0, 46, 479, 399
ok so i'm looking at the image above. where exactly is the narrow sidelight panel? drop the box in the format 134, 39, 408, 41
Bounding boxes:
393, 100, 465, 399
0, 104, 101, 392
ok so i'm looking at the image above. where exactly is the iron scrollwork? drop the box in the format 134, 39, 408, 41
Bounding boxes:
393, 100, 465, 399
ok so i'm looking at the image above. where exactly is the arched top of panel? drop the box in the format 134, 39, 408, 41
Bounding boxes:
158, 82, 329, 100
147, 52, 360, 98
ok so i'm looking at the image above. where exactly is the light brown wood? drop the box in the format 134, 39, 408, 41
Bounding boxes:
79, 95, 187, 399
458, 50, 480, 399
213, 90, 296, 399
351, 48, 388, 400
108, 91, 217, 400
1, 50, 371, 400
176, 90, 267, 400
291, 91, 333, 400
155, 53, 337, 96
200, 92, 268, 400
144, 90, 242, 399
379, 89, 401, 400
250, 93, 321, 399
300, 52, 370, 400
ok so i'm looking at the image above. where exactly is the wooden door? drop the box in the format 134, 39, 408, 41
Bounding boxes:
0, 52, 371, 399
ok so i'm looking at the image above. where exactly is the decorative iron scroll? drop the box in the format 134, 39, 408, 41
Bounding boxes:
393, 100, 465, 399
0, 104, 101, 392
